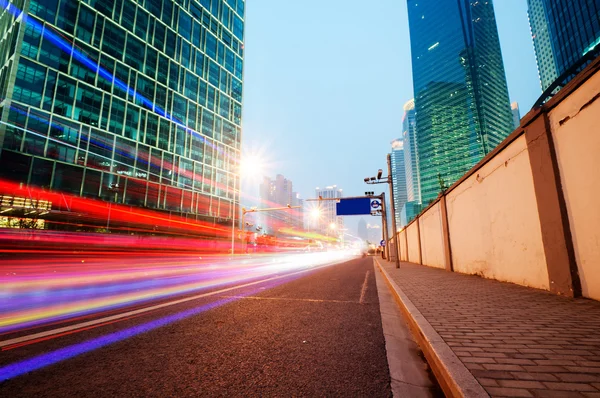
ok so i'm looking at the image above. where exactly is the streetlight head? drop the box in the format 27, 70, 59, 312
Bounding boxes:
377, 169, 383, 179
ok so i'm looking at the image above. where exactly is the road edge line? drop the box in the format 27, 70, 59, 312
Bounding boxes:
373, 258, 489, 398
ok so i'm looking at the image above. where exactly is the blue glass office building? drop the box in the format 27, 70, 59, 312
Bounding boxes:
407, 0, 514, 204
528, 0, 559, 91
401, 99, 420, 205
543, 0, 600, 77
0, 0, 244, 228
390, 139, 407, 229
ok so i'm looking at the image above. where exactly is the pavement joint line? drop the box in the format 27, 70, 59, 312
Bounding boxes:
0, 262, 341, 348
218, 295, 359, 304
373, 257, 489, 398
359, 270, 370, 305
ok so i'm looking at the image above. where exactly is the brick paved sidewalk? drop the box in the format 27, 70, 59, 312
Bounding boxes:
377, 259, 600, 398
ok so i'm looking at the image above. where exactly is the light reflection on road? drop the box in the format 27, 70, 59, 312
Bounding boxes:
1, 250, 355, 334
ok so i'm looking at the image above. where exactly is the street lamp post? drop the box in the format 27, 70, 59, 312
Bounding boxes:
231, 176, 238, 254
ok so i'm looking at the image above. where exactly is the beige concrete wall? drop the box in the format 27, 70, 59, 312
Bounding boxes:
445, 135, 549, 290
399, 230, 408, 262
548, 71, 600, 300
418, 202, 445, 269
406, 222, 420, 264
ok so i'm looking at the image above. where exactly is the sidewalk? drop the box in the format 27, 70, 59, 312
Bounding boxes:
374, 258, 600, 398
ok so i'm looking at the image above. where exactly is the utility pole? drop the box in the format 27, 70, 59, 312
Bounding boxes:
380, 192, 389, 260
364, 166, 400, 268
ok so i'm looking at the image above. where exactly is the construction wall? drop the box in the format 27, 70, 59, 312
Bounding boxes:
418, 202, 445, 270
396, 57, 600, 300
548, 70, 600, 300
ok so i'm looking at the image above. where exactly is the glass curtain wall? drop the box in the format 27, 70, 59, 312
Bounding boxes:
407, 0, 513, 204
0, 0, 244, 225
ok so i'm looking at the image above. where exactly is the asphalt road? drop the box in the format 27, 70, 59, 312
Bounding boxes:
0, 255, 429, 397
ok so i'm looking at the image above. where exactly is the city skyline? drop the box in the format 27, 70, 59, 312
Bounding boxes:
242, 0, 541, 234
0, 0, 551, 237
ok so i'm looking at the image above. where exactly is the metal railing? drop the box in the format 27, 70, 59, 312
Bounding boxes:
533, 47, 600, 108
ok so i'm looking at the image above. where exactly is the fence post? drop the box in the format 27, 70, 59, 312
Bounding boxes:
523, 111, 581, 297
440, 194, 453, 272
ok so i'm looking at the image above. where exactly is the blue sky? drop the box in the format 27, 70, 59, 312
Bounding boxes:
241, 0, 541, 233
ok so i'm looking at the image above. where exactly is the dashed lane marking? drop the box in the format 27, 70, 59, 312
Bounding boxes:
359, 270, 370, 304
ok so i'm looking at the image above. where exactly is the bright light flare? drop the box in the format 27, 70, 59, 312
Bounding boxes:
310, 208, 321, 219
240, 153, 265, 178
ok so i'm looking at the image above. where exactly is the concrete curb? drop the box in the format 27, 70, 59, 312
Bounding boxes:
374, 258, 489, 398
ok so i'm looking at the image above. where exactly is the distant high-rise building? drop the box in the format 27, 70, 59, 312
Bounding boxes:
527, 0, 559, 91
291, 191, 304, 230
511, 102, 521, 129
357, 218, 368, 241
259, 174, 299, 235
0, 0, 245, 228
542, 0, 600, 78
315, 185, 343, 235
407, 0, 514, 204
390, 139, 407, 231
402, 99, 420, 204
401, 99, 421, 225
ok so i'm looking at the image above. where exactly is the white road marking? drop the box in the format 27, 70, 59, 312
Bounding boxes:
221, 295, 357, 304
359, 270, 370, 304
0, 264, 335, 348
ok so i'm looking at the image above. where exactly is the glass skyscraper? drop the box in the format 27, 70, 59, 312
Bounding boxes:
401, 99, 420, 205
400, 99, 421, 225
390, 139, 407, 230
527, 0, 559, 91
539, 0, 600, 82
407, 0, 514, 204
0, 0, 244, 228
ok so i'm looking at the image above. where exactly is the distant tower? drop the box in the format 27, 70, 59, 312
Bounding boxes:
402, 99, 420, 204
315, 185, 343, 234
390, 139, 407, 230
357, 218, 368, 241
259, 174, 295, 235
511, 102, 521, 129
407, 0, 514, 204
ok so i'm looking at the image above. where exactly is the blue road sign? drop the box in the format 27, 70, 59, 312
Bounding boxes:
380, 240, 386, 247
336, 198, 372, 216
370, 199, 381, 210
